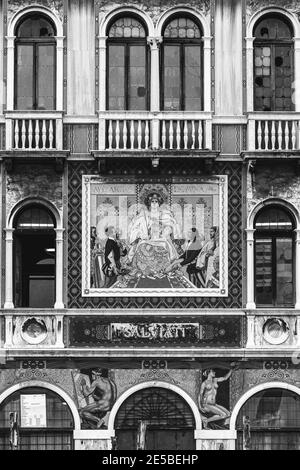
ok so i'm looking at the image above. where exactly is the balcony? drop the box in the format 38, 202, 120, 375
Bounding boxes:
1, 309, 300, 359
98, 111, 213, 152
5, 111, 64, 152
247, 112, 300, 153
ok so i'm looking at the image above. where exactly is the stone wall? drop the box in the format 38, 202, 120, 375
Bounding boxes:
6, 163, 63, 217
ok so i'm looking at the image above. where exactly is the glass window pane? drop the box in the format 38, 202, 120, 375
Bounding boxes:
16, 45, 34, 110
255, 207, 293, 230
184, 45, 202, 110
255, 238, 273, 305
108, 17, 146, 38
128, 45, 147, 110
276, 238, 293, 305
164, 45, 181, 110
17, 16, 55, 38
237, 389, 300, 450
164, 17, 201, 39
15, 206, 55, 229
254, 17, 293, 40
108, 45, 125, 110
37, 45, 55, 110
274, 45, 293, 111
237, 389, 300, 429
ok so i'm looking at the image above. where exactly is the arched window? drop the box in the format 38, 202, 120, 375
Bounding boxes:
162, 16, 203, 111
13, 205, 56, 308
254, 206, 295, 307
15, 14, 56, 110
236, 388, 300, 450
0, 387, 74, 450
107, 16, 149, 110
115, 387, 196, 450
254, 15, 294, 112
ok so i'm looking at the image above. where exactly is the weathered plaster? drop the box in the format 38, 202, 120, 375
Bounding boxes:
97, 0, 211, 25
114, 368, 200, 403
247, 164, 300, 217
247, 0, 300, 20
0, 368, 75, 398
230, 368, 300, 409
6, 164, 63, 217
7, 0, 64, 23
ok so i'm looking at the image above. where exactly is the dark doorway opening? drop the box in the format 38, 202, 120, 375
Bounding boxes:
13, 205, 56, 308
115, 387, 196, 450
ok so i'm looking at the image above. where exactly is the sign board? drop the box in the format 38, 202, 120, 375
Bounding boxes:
20, 395, 47, 428
69, 316, 244, 348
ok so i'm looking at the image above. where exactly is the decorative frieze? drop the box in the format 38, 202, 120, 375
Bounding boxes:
68, 316, 244, 347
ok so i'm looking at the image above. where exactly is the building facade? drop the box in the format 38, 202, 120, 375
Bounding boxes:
0, 0, 300, 451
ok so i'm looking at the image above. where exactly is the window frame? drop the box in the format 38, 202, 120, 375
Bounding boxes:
14, 15, 57, 111
254, 208, 295, 308
106, 17, 150, 111
13, 205, 57, 309
253, 15, 294, 112
0, 387, 74, 450
161, 16, 203, 112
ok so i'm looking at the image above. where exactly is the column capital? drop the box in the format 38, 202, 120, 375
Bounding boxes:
98, 36, 108, 49
246, 228, 256, 241
5, 35, 16, 45
294, 228, 300, 241
4, 228, 15, 240
55, 228, 65, 242
55, 36, 65, 48
147, 36, 162, 49
245, 36, 255, 48
202, 36, 213, 48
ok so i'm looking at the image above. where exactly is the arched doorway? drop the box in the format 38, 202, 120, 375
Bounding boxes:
254, 205, 295, 307
0, 386, 75, 450
114, 387, 196, 450
235, 387, 300, 450
13, 204, 56, 308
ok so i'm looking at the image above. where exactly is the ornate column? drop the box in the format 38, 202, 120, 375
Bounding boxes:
54, 228, 65, 309
55, 315, 65, 348
295, 229, 300, 309
98, 36, 108, 150
148, 36, 162, 113
4, 315, 13, 348
293, 38, 300, 112
4, 228, 15, 309
246, 228, 256, 310
55, 36, 65, 112
5, 36, 16, 111
148, 37, 162, 150
203, 36, 212, 113
245, 37, 255, 112
195, 430, 237, 450
246, 314, 256, 349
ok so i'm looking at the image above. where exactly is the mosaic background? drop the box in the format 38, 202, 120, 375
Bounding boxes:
67, 161, 243, 309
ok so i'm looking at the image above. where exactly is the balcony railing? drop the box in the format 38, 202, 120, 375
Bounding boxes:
5, 111, 64, 151
99, 112, 212, 152
248, 112, 300, 152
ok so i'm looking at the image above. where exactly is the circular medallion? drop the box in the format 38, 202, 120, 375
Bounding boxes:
263, 318, 290, 345
21, 318, 48, 345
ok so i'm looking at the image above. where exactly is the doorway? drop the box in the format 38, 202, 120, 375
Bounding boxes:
13, 205, 56, 308
0, 387, 74, 450
236, 388, 300, 450
115, 387, 196, 450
